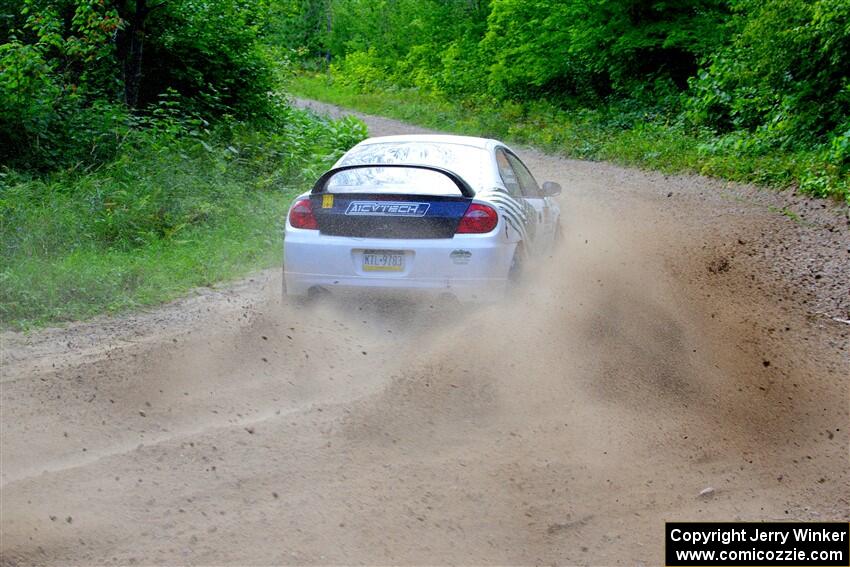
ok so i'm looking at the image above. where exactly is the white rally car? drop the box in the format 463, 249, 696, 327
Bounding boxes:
283, 134, 561, 302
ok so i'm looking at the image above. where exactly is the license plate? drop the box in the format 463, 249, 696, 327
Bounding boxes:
362, 250, 405, 272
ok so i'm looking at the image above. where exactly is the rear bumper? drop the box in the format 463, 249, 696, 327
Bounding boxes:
283, 230, 514, 302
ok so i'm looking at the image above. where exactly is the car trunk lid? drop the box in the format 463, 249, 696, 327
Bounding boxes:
310, 164, 476, 239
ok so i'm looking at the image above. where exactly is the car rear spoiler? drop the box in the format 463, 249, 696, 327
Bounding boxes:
310, 164, 476, 198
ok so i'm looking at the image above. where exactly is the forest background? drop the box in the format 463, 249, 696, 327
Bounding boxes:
2, 0, 847, 328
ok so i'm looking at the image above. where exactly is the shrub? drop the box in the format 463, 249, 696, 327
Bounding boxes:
329, 49, 390, 93
686, 0, 850, 145
0, 105, 368, 328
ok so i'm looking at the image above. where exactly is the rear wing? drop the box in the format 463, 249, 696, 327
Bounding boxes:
311, 164, 476, 198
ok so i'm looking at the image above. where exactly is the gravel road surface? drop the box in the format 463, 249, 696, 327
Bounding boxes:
1, 100, 848, 565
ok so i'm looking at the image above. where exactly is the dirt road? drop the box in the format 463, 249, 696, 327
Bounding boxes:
2, 100, 848, 566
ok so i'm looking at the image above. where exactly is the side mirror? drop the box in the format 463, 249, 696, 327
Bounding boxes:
541, 181, 562, 197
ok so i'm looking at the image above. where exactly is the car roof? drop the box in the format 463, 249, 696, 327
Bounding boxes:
354, 134, 502, 151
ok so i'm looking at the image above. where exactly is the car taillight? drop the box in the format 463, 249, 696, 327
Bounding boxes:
289, 198, 317, 229
456, 203, 498, 234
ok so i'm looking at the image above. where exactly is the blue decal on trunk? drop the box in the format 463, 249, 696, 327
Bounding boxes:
344, 201, 430, 217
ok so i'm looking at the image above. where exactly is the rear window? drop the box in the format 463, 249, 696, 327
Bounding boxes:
324, 166, 461, 195
338, 142, 489, 190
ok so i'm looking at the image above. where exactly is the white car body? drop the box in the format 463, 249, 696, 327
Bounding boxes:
283, 134, 561, 302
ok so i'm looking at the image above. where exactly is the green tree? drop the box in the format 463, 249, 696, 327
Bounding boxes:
268, 0, 332, 61
483, 0, 729, 100
687, 0, 850, 147
0, 0, 278, 170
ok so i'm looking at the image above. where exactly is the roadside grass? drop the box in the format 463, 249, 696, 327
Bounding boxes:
1, 107, 367, 330
1, 191, 292, 328
291, 74, 849, 206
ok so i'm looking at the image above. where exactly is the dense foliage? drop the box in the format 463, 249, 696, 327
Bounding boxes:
279, 0, 850, 202
0, 0, 368, 328
0, 104, 366, 327
688, 0, 850, 159
0, 0, 282, 170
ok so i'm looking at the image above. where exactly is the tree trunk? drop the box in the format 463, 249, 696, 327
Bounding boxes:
123, 0, 149, 108
325, 0, 332, 63
120, 0, 165, 109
